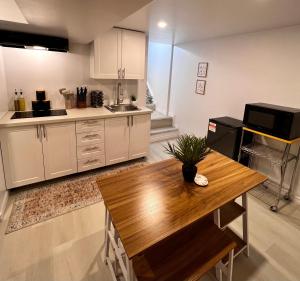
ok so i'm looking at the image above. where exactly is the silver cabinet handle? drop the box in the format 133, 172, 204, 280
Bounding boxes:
127, 116, 129, 127
118, 68, 121, 79
131, 116, 133, 126
122, 68, 125, 79
84, 146, 99, 152
36, 125, 40, 139
83, 133, 99, 139
84, 120, 98, 125
84, 159, 98, 165
42, 125, 47, 140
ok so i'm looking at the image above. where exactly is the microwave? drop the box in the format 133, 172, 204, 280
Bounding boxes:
243, 103, 300, 140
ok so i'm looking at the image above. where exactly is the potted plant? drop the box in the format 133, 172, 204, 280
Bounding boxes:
165, 134, 210, 182
130, 95, 137, 106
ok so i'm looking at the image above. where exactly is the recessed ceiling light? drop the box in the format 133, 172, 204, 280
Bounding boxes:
157, 21, 167, 28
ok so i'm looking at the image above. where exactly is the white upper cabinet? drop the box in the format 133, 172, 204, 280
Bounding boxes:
0, 126, 45, 188
105, 116, 130, 165
121, 30, 146, 80
90, 28, 120, 79
42, 122, 77, 180
91, 28, 145, 80
129, 114, 151, 160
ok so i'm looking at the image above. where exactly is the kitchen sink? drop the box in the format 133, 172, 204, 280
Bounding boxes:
105, 104, 140, 112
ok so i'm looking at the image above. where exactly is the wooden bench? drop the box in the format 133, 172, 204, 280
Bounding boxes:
132, 218, 236, 281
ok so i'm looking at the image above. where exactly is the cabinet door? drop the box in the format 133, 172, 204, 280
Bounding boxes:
92, 29, 120, 79
105, 117, 130, 165
129, 114, 151, 160
0, 126, 44, 188
121, 30, 146, 79
42, 122, 77, 180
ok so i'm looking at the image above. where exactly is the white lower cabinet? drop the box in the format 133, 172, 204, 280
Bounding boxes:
0, 113, 150, 189
129, 114, 151, 160
105, 116, 130, 165
105, 114, 151, 165
42, 123, 77, 180
0, 122, 77, 189
0, 125, 45, 188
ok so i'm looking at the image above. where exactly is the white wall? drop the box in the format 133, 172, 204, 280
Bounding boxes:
170, 25, 300, 198
2, 44, 139, 110
147, 42, 172, 114
0, 47, 8, 118
0, 47, 7, 192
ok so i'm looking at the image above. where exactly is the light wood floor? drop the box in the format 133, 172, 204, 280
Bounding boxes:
1, 140, 300, 281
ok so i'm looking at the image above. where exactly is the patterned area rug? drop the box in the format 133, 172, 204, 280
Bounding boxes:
6, 160, 147, 234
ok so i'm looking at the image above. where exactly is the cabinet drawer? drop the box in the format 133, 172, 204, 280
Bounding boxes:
76, 119, 104, 133
77, 143, 105, 160
78, 154, 105, 172
77, 131, 104, 146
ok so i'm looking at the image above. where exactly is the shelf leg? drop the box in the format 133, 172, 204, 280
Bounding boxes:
242, 193, 249, 257
273, 144, 291, 210
237, 129, 245, 163
286, 145, 300, 200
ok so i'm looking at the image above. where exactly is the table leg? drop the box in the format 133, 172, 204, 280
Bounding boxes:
126, 257, 135, 281
104, 207, 111, 264
213, 208, 221, 228
242, 193, 249, 256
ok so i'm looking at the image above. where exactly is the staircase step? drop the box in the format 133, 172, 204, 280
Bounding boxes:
151, 116, 173, 129
150, 126, 179, 143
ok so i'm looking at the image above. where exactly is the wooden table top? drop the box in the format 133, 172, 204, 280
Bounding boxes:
98, 151, 267, 259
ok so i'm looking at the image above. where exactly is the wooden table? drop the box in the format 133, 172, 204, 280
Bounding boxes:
98, 151, 267, 281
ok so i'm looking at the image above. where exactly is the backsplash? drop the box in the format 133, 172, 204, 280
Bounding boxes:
1, 44, 139, 111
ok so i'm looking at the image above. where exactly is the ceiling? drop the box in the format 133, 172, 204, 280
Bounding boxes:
1, 0, 300, 45
0, 0, 152, 43
0, 0, 27, 24
118, 0, 300, 44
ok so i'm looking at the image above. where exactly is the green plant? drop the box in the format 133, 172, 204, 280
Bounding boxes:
165, 134, 210, 166
130, 95, 137, 101
146, 88, 153, 104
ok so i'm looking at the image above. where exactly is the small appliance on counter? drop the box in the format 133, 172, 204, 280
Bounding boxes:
207, 116, 252, 163
76, 87, 87, 108
91, 90, 104, 108
32, 90, 51, 111
243, 103, 300, 140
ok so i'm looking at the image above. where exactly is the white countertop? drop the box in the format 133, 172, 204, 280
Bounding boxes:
0, 107, 152, 128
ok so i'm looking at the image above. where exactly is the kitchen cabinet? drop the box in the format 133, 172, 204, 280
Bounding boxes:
90, 28, 119, 79
0, 125, 44, 188
105, 116, 130, 165
105, 114, 150, 165
0, 122, 77, 188
90, 28, 145, 79
121, 30, 146, 79
129, 114, 151, 159
42, 123, 77, 180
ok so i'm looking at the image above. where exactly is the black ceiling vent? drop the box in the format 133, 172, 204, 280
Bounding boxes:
0, 30, 69, 52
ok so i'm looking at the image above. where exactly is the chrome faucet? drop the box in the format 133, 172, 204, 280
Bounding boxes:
116, 82, 123, 105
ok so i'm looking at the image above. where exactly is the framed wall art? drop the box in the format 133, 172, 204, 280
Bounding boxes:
195, 80, 206, 95
197, 62, 208, 78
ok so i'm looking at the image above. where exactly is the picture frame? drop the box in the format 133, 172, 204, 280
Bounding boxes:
195, 80, 206, 95
197, 62, 208, 78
